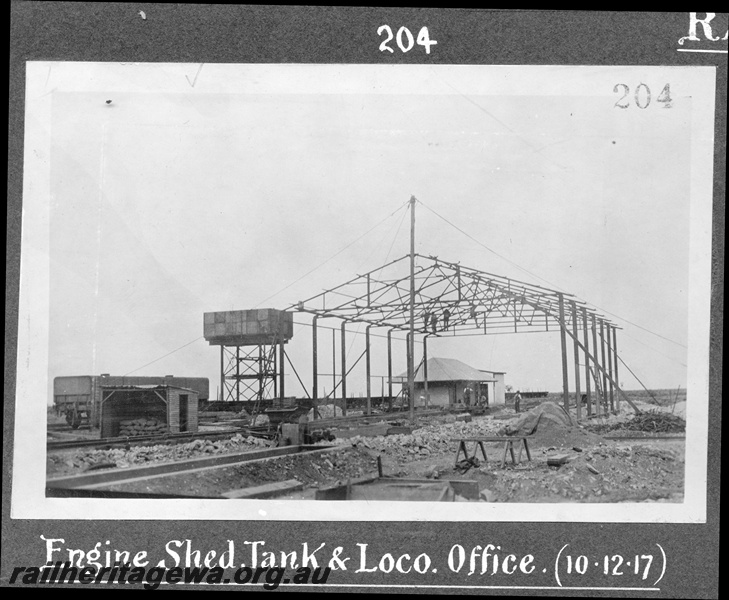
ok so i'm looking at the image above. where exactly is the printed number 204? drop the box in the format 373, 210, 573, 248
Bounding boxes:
378, 26, 437, 54
613, 83, 672, 109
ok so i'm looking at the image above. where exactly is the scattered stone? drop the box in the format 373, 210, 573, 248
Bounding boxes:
547, 454, 572, 467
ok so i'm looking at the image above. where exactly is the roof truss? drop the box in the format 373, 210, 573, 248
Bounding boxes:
291, 254, 614, 335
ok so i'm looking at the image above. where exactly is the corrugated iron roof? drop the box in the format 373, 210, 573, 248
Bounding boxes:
396, 357, 498, 383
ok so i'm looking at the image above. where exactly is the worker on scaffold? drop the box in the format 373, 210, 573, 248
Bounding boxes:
470, 303, 478, 328
443, 308, 451, 330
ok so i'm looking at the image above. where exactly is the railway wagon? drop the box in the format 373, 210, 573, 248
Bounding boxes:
53, 375, 209, 429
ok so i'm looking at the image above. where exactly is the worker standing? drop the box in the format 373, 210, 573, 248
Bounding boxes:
514, 390, 522, 414
463, 386, 472, 407
443, 308, 451, 330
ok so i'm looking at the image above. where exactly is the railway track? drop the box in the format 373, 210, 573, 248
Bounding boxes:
46, 406, 447, 452
307, 408, 444, 428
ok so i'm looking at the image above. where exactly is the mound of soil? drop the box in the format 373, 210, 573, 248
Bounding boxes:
500, 402, 607, 449
504, 402, 576, 436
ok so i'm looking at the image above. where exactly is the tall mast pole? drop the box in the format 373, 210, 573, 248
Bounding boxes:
409, 195, 416, 422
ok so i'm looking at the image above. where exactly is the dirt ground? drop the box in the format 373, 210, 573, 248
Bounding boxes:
47, 394, 685, 503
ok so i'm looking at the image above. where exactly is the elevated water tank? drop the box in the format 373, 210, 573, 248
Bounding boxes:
203, 308, 294, 346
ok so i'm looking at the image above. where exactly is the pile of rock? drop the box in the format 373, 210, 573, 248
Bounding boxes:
335, 417, 503, 461
50, 433, 273, 473
587, 409, 686, 434
118, 418, 167, 437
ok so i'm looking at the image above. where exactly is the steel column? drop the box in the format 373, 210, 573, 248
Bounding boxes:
606, 323, 615, 412
408, 196, 416, 422
279, 341, 285, 400
559, 316, 640, 414
332, 328, 336, 417
582, 307, 592, 415
557, 293, 570, 411
591, 313, 601, 415
219, 345, 224, 402
365, 325, 372, 416
236, 346, 241, 402
600, 319, 608, 415
271, 343, 278, 398
423, 335, 429, 409
612, 326, 620, 412
312, 316, 319, 419
387, 329, 393, 411
341, 321, 347, 416
258, 344, 264, 400
570, 300, 581, 419
406, 332, 412, 410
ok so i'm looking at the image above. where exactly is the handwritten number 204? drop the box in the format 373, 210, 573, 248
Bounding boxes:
378, 26, 437, 54
613, 83, 672, 109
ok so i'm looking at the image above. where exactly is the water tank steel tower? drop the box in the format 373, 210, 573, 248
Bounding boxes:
203, 309, 294, 403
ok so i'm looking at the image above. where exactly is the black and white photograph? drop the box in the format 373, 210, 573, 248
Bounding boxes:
14, 61, 714, 521
6, 6, 723, 596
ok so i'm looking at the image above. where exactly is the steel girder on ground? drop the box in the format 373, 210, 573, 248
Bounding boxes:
291, 253, 615, 335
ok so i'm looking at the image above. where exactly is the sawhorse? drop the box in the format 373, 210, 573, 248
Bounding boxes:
455, 436, 533, 469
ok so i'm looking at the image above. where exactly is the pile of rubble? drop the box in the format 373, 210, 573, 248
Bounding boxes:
334, 417, 503, 461
333, 403, 609, 468
586, 409, 686, 435
481, 443, 684, 503
47, 433, 272, 474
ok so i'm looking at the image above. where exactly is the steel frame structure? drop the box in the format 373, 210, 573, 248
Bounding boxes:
220, 344, 278, 403
292, 252, 638, 418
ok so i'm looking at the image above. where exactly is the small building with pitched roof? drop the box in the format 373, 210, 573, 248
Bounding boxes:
396, 357, 506, 408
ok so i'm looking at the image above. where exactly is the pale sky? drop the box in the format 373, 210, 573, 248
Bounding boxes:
31, 63, 711, 401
